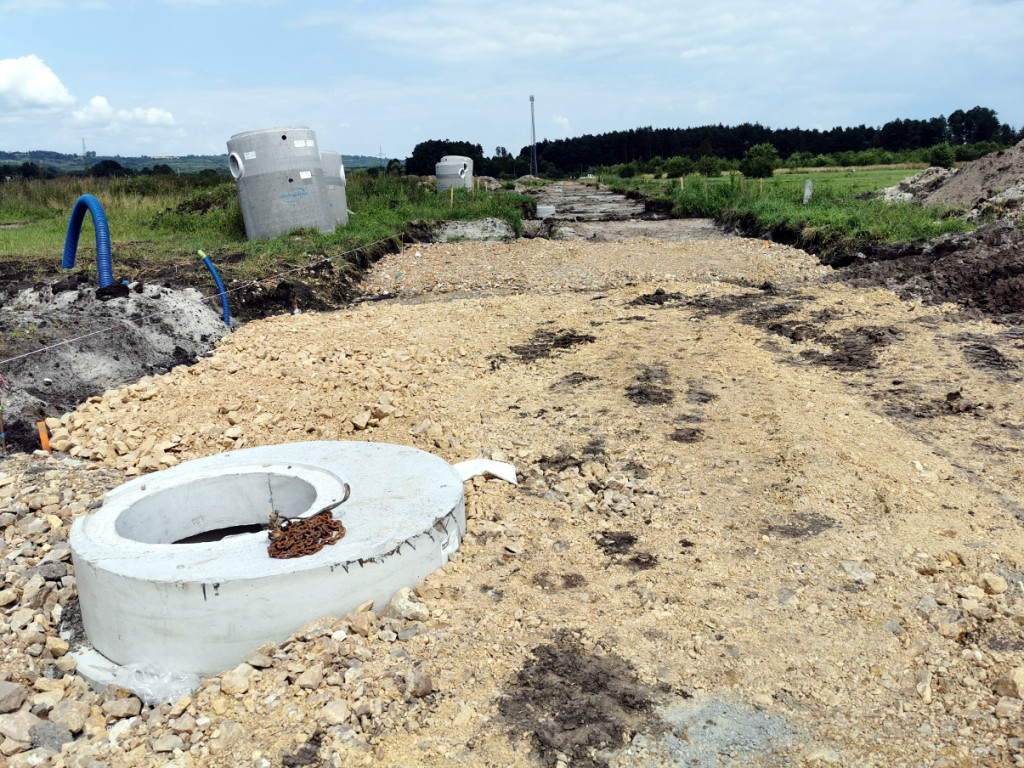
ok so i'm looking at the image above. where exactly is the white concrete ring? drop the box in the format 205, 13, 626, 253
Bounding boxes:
70, 441, 465, 676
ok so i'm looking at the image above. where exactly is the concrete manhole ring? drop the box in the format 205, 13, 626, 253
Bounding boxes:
70, 441, 465, 676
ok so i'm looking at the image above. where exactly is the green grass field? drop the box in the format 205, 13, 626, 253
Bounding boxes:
597, 166, 978, 255
0, 174, 535, 284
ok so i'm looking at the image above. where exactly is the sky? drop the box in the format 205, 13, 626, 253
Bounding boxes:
1, 0, 1023, 161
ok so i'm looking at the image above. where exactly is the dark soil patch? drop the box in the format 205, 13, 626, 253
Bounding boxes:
555, 372, 600, 388
799, 326, 903, 371
827, 220, 1024, 324
510, 328, 597, 361
882, 388, 992, 420
480, 585, 504, 602
685, 383, 717, 404
740, 301, 804, 326
596, 531, 637, 556
626, 366, 674, 405
979, 621, 1024, 652
625, 552, 659, 571
532, 571, 588, 591
499, 636, 660, 768
960, 339, 1019, 374
630, 288, 685, 306
535, 440, 606, 474
685, 292, 765, 318
57, 596, 86, 650
668, 427, 704, 443
281, 731, 324, 767
767, 513, 839, 539
765, 320, 819, 343
626, 384, 674, 405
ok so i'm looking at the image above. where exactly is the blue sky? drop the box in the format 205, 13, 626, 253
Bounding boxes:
2, 0, 1023, 160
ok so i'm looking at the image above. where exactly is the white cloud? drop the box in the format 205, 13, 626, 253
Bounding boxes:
73, 95, 175, 127
553, 115, 571, 133
0, 54, 75, 108
73, 95, 114, 122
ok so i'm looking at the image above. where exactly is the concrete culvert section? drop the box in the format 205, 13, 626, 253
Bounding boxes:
70, 441, 465, 677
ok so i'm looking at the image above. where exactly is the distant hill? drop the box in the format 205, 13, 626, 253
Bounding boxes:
0, 150, 389, 175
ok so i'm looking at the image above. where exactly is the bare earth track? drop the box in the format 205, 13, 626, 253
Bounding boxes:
2, 176, 1024, 766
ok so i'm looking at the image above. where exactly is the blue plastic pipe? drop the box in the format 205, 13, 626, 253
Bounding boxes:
198, 250, 231, 328
62, 194, 114, 288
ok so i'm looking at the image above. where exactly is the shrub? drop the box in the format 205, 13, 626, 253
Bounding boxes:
695, 156, 723, 177
739, 143, 780, 179
664, 156, 694, 177
928, 142, 956, 169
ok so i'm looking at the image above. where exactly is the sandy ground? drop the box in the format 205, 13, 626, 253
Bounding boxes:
3, 227, 1024, 767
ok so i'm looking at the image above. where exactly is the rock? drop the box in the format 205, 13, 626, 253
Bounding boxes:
220, 663, 254, 695
44, 636, 69, 657
34, 562, 67, 582
19, 575, 47, 608
1004, 667, 1024, 699
29, 721, 72, 751
917, 669, 932, 704
151, 734, 185, 752
840, 560, 876, 585
881, 620, 903, 635
101, 696, 142, 719
776, 588, 798, 607
320, 699, 351, 725
996, 696, 1023, 719
296, 664, 324, 690
241, 651, 274, 669
804, 746, 842, 764
347, 611, 378, 638
929, 607, 967, 639
916, 595, 939, 620
979, 573, 1009, 594
0, 710, 44, 743
47, 700, 90, 733
390, 587, 430, 622
961, 598, 993, 621
405, 668, 433, 698
7, 748, 55, 767
0, 682, 28, 714
956, 584, 986, 600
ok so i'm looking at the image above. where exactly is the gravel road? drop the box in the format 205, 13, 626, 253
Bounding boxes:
3, 209, 1024, 767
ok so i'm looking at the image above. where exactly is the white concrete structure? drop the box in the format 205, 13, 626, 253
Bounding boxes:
70, 441, 465, 676
435, 155, 474, 191
227, 126, 335, 240
320, 150, 349, 227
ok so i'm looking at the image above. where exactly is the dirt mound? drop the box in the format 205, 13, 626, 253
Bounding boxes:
827, 218, 1024, 320
921, 138, 1024, 211
0, 278, 230, 452
878, 166, 955, 203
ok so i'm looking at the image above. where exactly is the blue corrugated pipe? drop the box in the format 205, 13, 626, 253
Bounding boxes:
62, 194, 114, 289
198, 250, 231, 328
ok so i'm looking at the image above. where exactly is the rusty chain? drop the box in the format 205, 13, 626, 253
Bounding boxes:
267, 509, 347, 559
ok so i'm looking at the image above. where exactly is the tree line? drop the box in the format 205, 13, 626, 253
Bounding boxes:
404, 106, 1021, 178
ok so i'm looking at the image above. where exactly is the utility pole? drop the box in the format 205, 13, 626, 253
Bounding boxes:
529, 95, 538, 176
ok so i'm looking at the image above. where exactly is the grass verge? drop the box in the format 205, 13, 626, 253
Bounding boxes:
0, 173, 535, 287
598, 168, 979, 257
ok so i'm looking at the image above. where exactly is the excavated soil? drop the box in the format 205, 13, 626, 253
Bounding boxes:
921, 139, 1024, 209
3, 170, 1024, 766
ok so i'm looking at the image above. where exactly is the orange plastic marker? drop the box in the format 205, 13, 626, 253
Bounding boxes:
37, 421, 51, 453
